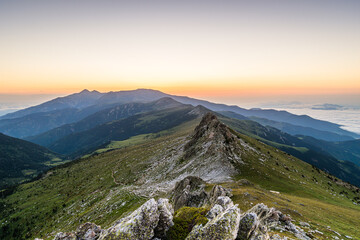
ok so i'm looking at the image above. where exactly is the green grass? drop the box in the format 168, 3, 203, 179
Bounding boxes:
166, 207, 209, 240
1, 117, 359, 239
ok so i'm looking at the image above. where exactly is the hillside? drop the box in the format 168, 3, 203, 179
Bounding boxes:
0, 133, 63, 189
221, 117, 360, 187
219, 111, 353, 142
48, 105, 203, 157
1, 114, 359, 239
0, 90, 103, 120
300, 137, 360, 166
27, 98, 184, 147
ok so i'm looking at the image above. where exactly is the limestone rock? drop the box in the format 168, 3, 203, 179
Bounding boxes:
214, 196, 234, 209
172, 176, 208, 211
154, 198, 174, 239
239, 203, 310, 240
237, 212, 258, 239
75, 222, 102, 240
186, 197, 241, 240
299, 222, 310, 228
209, 185, 233, 205
99, 198, 160, 240
53, 232, 76, 240
205, 204, 224, 220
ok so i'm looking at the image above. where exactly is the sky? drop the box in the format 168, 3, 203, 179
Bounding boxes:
0, 0, 360, 103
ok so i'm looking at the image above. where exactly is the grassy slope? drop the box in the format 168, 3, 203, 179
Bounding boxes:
48, 106, 197, 157
221, 117, 360, 188
226, 132, 360, 238
0, 119, 199, 239
1, 118, 359, 239
0, 133, 64, 189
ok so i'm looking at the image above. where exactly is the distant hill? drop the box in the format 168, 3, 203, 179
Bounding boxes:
219, 111, 354, 142
48, 105, 205, 157
0, 89, 103, 120
27, 97, 184, 147
300, 137, 360, 166
0, 133, 63, 188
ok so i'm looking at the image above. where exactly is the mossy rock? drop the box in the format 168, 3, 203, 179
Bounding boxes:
165, 207, 209, 240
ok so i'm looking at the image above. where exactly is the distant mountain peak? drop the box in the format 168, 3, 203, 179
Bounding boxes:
78, 89, 101, 95
80, 89, 90, 93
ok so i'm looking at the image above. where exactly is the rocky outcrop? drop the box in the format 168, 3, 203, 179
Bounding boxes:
186, 197, 241, 240
54, 223, 102, 240
171, 176, 208, 211
237, 212, 258, 239
48, 177, 313, 240
99, 198, 173, 240
153, 198, 174, 238
184, 113, 237, 158
54, 232, 76, 240
75, 222, 102, 240
52, 198, 173, 240
236, 203, 311, 240
209, 184, 233, 206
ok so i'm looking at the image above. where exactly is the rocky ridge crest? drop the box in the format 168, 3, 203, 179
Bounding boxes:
48, 177, 312, 240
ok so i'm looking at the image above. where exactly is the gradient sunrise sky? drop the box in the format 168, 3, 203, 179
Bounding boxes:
0, 0, 359, 99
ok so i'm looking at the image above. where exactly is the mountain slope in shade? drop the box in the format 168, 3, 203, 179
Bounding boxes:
1, 113, 359, 239
219, 111, 354, 142
0, 133, 62, 188
0, 108, 81, 138
300, 136, 360, 166
2, 89, 358, 140
48, 105, 205, 157
0, 89, 103, 120
27, 97, 184, 147
221, 117, 360, 187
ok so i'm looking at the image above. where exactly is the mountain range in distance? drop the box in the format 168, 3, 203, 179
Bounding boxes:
0, 89, 358, 140
0, 89, 360, 190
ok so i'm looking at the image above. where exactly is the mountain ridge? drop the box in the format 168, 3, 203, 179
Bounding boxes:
1, 112, 359, 239
26, 97, 185, 147
1, 89, 357, 140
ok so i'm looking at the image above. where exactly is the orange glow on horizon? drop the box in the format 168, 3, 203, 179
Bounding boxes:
2, 79, 359, 98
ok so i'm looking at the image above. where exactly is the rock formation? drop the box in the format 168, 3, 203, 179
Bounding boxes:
48, 177, 313, 240
186, 197, 241, 240
99, 198, 173, 240
171, 176, 208, 211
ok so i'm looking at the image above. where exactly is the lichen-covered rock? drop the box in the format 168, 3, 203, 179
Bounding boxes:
209, 185, 233, 205
75, 222, 102, 240
235, 204, 281, 240
214, 196, 234, 209
172, 176, 208, 211
154, 198, 174, 238
99, 198, 160, 240
236, 212, 258, 239
205, 204, 224, 220
239, 203, 310, 240
186, 197, 241, 240
249, 204, 274, 222
53, 232, 76, 240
